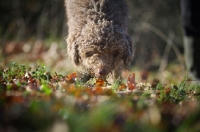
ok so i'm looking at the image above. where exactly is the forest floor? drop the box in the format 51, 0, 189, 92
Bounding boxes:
0, 41, 200, 132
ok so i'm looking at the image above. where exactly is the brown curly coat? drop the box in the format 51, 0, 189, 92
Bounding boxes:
65, 0, 134, 82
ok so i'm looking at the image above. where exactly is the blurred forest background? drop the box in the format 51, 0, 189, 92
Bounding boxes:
0, 0, 183, 74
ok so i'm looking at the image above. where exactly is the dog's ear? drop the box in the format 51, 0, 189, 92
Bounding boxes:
123, 36, 134, 68
67, 41, 81, 65
73, 44, 81, 65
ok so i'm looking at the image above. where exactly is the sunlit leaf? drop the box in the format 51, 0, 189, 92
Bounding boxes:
118, 83, 126, 91
127, 73, 136, 90
67, 73, 77, 83
95, 78, 105, 87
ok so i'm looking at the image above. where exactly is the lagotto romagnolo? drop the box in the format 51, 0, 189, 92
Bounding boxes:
65, 0, 134, 83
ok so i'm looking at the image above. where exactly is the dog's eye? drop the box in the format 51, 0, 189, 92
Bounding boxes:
112, 51, 119, 58
85, 51, 94, 57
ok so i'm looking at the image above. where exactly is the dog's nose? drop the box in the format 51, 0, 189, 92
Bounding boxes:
98, 69, 107, 76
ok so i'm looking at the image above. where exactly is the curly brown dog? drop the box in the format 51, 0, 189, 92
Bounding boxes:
65, 0, 134, 83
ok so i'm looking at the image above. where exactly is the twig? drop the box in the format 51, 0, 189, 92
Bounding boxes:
158, 32, 174, 73
142, 22, 185, 74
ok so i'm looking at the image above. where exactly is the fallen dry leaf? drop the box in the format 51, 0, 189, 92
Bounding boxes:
127, 73, 136, 90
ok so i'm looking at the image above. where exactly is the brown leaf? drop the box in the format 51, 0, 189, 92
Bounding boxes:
94, 86, 103, 95
151, 79, 160, 88
95, 78, 105, 87
67, 73, 77, 83
164, 88, 171, 95
127, 73, 136, 90
118, 83, 126, 91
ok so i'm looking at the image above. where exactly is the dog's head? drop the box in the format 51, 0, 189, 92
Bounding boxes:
79, 46, 125, 78
67, 17, 134, 78
68, 28, 133, 79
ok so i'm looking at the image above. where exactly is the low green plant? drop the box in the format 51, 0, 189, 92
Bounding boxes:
0, 62, 200, 132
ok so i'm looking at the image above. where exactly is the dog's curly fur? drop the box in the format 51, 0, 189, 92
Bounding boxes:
65, 0, 134, 82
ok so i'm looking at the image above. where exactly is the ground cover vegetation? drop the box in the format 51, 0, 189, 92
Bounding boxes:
0, 59, 200, 131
